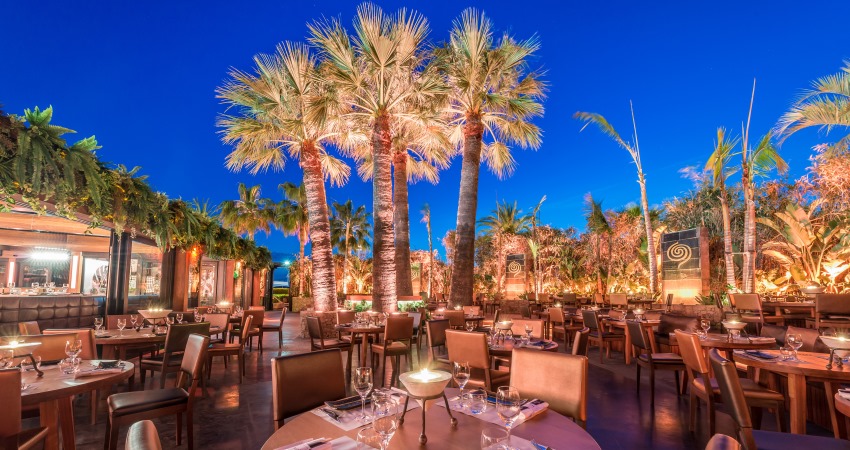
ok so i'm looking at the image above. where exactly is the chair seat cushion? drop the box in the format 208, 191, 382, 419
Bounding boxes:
108, 388, 188, 417
753, 430, 850, 450
140, 354, 183, 367
638, 353, 684, 364
209, 343, 241, 352
372, 341, 409, 354
693, 377, 784, 402
317, 339, 349, 348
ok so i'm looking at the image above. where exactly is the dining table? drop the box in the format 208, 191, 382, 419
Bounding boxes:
21, 360, 135, 450
95, 325, 222, 359
669, 333, 776, 359
488, 339, 559, 358
260, 388, 601, 449
336, 323, 384, 371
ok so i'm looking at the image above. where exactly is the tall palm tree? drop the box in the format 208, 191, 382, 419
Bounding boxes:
330, 200, 371, 295
574, 103, 658, 296
705, 127, 740, 289
218, 183, 273, 240
421, 203, 434, 299
478, 201, 529, 295
217, 42, 353, 311
309, 3, 445, 312
275, 182, 311, 297
584, 194, 611, 293
526, 196, 546, 297
439, 9, 545, 306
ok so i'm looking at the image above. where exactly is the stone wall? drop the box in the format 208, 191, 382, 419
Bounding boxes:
298, 310, 338, 339
292, 296, 313, 313
668, 303, 724, 322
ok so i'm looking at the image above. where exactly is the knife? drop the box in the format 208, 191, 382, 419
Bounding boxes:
321, 408, 341, 422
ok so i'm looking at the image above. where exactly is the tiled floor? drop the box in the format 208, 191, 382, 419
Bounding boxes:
63, 312, 827, 449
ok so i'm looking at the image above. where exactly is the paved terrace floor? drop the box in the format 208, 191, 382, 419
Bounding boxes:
59, 311, 832, 449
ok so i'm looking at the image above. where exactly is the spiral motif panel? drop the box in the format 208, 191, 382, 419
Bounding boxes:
666, 242, 692, 268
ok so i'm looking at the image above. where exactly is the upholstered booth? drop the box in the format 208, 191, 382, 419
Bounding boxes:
0, 295, 105, 336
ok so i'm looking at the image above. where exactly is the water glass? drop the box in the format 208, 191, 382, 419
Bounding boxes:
116, 318, 126, 336
700, 319, 711, 337
356, 427, 382, 449
176, 313, 184, 324
59, 358, 80, 375
496, 386, 522, 447
481, 427, 509, 449
65, 339, 83, 359
353, 367, 373, 422
779, 346, 794, 360
466, 321, 475, 332
469, 391, 488, 415
787, 333, 803, 360
130, 314, 138, 329
1, 349, 16, 368
166, 316, 175, 326
372, 397, 399, 450
20, 355, 41, 372
195, 314, 203, 323
453, 361, 471, 408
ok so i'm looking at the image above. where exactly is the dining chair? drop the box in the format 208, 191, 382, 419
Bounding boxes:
538, 293, 551, 306
206, 315, 252, 384
581, 310, 624, 364
443, 310, 466, 329
729, 293, 782, 334
665, 293, 674, 312
306, 316, 352, 352
677, 331, 785, 434
510, 319, 545, 339
248, 306, 265, 310
787, 325, 829, 353
627, 320, 684, 405
17, 321, 40, 336
562, 293, 578, 306
425, 319, 451, 370
204, 313, 230, 344
705, 434, 741, 450
550, 308, 582, 347
593, 293, 605, 306
609, 293, 628, 309
44, 328, 100, 424
106, 333, 209, 450
708, 349, 850, 450
510, 349, 588, 428
271, 349, 346, 429
259, 308, 287, 349
519, 304, 532, 319
0, 368, 48, 450
445, 330, 510, 392
11, 333, 76, 363
336, 310, 365, 353
572, 327, 590, 356
125, 420, 162, 450
105, 314, 159, 360
814, 294, 850, 330
408, 311, 423, 352
240, 309, 264, 351
371, 316, 414, 387
140, 322, 210, 389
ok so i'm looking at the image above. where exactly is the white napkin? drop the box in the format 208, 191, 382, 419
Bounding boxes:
311, 389, 419, 432
839, 391, 850, 401
482, 435, 539, 450
438, 397, 549, 427
275, 437, 332, 450
74, 368, 123, 379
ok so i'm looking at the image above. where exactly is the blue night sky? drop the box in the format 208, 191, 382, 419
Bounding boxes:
3, 1, 849, 259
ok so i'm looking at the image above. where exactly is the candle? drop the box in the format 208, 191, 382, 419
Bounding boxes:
454, 305, 462, 311
634, 308, 645, 315
9, 340, 18, 348
410, 367, 442, 382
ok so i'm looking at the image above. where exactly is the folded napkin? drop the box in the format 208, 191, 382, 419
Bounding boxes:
275, 437, 331, 450
441, 396, 549, 427
74, 368, 123, 379
313, 389, 417, 432
744, 350, 778, 360
324, 395, 370, 411
748, 337, 776, 343
526, 340, 547, 347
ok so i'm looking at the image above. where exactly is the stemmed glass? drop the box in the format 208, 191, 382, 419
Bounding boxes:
453, 361, 470, 409
65, 339, 83, 361
524, 324, 534, 341
787, 333, 804, 361
353, 367, 373, 422
166, 316, 175, 326
466, 321, 475, 332
116, 318, 126, 336
496, 386, 522, 449
371, 396, 399, 450
94, 317, 103, 335
700, 318, 711, 339
176, 313, 184, 324
195, 313, 203, 323
130, 314, 138, 330
1, 349, 15, 368
356, 427, 382, 449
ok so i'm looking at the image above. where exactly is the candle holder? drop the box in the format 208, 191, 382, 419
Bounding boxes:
721, 320, 748, 342
819, 336, 850, 369
398, 369, 456, 444
0, 341, 44, 377
138, 309, 172, 328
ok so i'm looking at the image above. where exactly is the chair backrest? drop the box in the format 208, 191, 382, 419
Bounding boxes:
787, 325, 828, 353
562, 293, 578, 305
271, 349, 346, 428
336, 310, 355, 325
384, 316, 414, 342
445, 330, 490, 370
510, 319, 545, 339
306, 316, 324, 346
248, 306, 265, 310
538, 293, 551, 303
608, 309, 626, 321
729, 294, 762, 313
107, 314, 133, 330
593, 293, 604, 305
609, 294, 628, 307
444, 310, 466, 328
675, 330, 710, 375
43, 328, 97, 360
510, 349, 588, 427
760, 324, 787, 347
708, 349, 756, 450
408, 312, 422, 331
666, 293, 674, 309
178, 333, 210, 394
0, 368, 22, 439
163, 323, 210, 354
239, 315, 254, 347
426, 319, 450, 349
816, 294, 850, 315
548, 307, 566, 324
493, 309, 501, 324
658, 314, 699, 335
243, 310, 264, 328
645, 311, 663, 321
462, 306, 481, 316
572, 328, 590, 356
277, 308, 288, 326
705, 434, 741, 450
12, 333, 77, 362
126, 420, 163, 450
18, 321, 40, 335
581, 310, 601, 331
205, 313, 229, 333
626, 321, 651, 352
519, 305, 531, 319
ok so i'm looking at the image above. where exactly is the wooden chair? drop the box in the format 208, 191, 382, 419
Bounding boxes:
105, 315, 158, 360
609, 293, 628, 309
17, 321, 40, 336
443, 310, 466, 329
572, 327, 590, 356
306, 317, 352, 352
627, 321, 684, 405
462, 306, 481, 316
729, 293, 782, 334
708, 349, 848, 450
549, 308, 584, 348
561, 293, 578, 306
581, 309, 624, 364
510, 349, 588, 428
125, 420, 162, 450
814, 294, 850, 330
206, 315, 252, 384
140, 323, 210, 389
44, 328, 101, 424
10, 333, 76, 363
445, 330, 509, 391
409, 311, 423, 352
425, 319, 451, 370
510, 319, 545, 339
271, 349, 346, 429
241, 310, 264, 351
261, 308, 287, 348
204, 313, 230, 344
0, 368, 48, 450
371, 316, 414, 387
106, 334, 209, 450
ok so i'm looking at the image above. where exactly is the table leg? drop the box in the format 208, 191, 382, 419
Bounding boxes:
787, 373, 808, 434
359, 332, 369, 369
646, 326, 659, 354
39, 400, 60, 450
347, 334, 355, 379
102, 345, 116, 360
58, 396, 77, 450
623, 327, 632, 364
825, 381, 847, 439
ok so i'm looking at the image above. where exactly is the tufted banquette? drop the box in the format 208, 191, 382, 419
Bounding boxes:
0, 295, 105, 336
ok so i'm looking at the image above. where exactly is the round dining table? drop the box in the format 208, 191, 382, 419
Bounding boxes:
336, 323, 384, 370
22, 360, 135, 450
260, 388, 600, 449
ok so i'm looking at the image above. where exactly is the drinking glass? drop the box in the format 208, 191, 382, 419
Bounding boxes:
787, 333, 803, 360
20, 355, 41, 372
166, 316, 175, 326
94, 316, 103, 334
700, 319, 711, 338
176, 313, 184, 324
353, 367, 373, 422
453, 361, 471, 409
195, 314, 203, 323
496, 386, 522, 448
1, 349, 15, 368
65, 339, 82, 360
130, 314, 138, 329
356, 427, 382, 449
524, 324, 534, 341
466, 321, 475, 332
117, 318, 126, 336
469, 391, 488, 415
59, 358, 80, 375
32, 282, 39, 289
481, 427, 509, 449
372, 397, 399, 450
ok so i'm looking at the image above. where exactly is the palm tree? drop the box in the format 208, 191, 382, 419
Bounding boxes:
331, 200, 371, 295
218, 183, 273, 240
574, 104, 658, 296
705, 127, 740, 289
421, 203, 434, 299
275, 182, 311, 297
439, 9, 545, 306
584, 194, 611, 293
217, 42, 353, 311
526, 196, 546, 297
309, 3, 445, 312
478, 201, 530, 295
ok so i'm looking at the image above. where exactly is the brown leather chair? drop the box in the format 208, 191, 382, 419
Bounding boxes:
106, 333, 209, 450
105, 315, 159, 360
44, 328, 100, 424
261, 308, 287, 348
729, 293, 782, 333
241, 310, 264, 351
306, 316, 352, 351
677, 331, 786, 434
708, 348, 849, 450
204, 313, 230, 344
627, 320, 684, 405
271, 348, 346, 429
550, 308, 583, 348
609, 293, 628, 309
0, 368, 48, 450
444, 310, 466, 329
7, 333, 76, 363
787, 325, 829, 353
140, 322, 210, 389
125, 420, 162, 450
814, 294, 850, 330
582, 310, 624, 364
562, 293, 578, 306
510, 319, 545, 339
371, 316, 414, 387
654, 314, 698, 349
510, 349, 588, 428
572, 327, 590, 356
17, 321, 40, 336
705, 434, 741, 450
425, 319, 451, 370
519, 305, 532, 319
445, 330, 509, 391
206, 315, 252, 384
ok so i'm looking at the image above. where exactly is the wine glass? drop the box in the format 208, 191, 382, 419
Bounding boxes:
787, 333, 804, 361
94, 316, 103, 334
481, 427, 509, 449
356, 427, 382, 449
496, 386, 522, 448
525, 324, 534, 341
353, 367, 373, 422
466, 321, 475, 332
453, 361, 471, 409
195, 313, 203, 323
116, 318, 126, 336
176, 313, 183, 324
130, 314, 138, 330
371, 396, 399, 450
65, 339, 83, 360
20, 355, 41, 372
166, 316, 175, 326
1, 349, 15, 368
700, 318, 711, 339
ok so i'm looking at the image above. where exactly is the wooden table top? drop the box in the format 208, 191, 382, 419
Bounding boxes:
21, 360, 135, 405
95, 326, 221, 345
489, 340, 559, 357
733, 350, 850, 380
261, 388, 600, 450
335, 324, 385, 333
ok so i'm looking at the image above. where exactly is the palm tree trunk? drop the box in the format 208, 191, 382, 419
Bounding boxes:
300, 141, 337, 311
606, 233, 613, 293
742, 177, 757, 293
298, 229, 306, 296
342, 224, 350, 295
638, 175, 658, 295
720, 191, 736, 289
450, 116, 484, 307
497, 232, 504, 296
427, 220, 433, 300
371, 114, 397, 313
595, 234, 603, 293
392, 151, 413, 296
